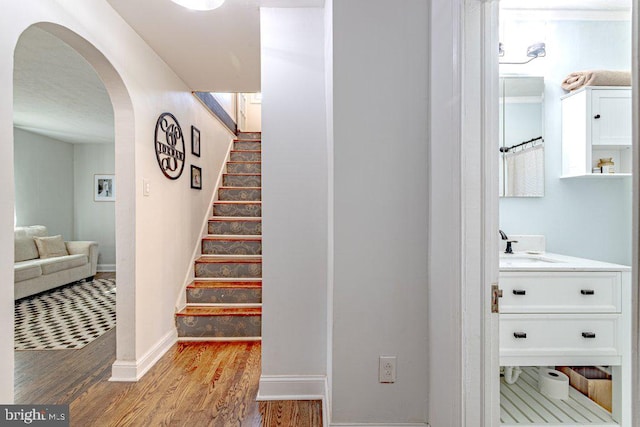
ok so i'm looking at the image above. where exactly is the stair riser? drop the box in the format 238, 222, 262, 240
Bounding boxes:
195, 262, 262, 278
208, 220, 262, 235
176, 315, 261, 337
230, 151, 261, 162
186, 287, 262, 304
228, 163, 261, 174
202, 240, 262, 255
213, 203, 261, 217
234, 141, 261, 150
223, 175, 261, 187
237, 132, 261, 140
218, 188, 261, 201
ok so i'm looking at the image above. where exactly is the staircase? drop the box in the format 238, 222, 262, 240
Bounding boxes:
176, 131, 262, 341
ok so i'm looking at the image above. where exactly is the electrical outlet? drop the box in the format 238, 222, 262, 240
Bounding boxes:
379, 356, 396, 383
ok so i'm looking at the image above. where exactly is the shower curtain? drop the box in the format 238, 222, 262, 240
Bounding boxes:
504, 144, 544, 197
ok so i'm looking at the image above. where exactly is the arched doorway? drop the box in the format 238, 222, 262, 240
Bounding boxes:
3, 22, 136, 402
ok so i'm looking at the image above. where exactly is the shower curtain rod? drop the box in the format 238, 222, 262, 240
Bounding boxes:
500, 136, 543, 153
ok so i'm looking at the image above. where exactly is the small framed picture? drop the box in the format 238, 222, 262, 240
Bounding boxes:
191, 126, 201, 157
191, 165, 202, 190
94, 174, 115, 202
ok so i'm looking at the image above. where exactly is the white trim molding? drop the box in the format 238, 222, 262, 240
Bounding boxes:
109, 329, 177, 382
257, 375, 327, 401
330, 424, 428, 427
97, 264, 116, 272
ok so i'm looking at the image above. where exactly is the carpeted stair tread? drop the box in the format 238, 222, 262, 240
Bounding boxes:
227, 161, 261, 165
202, 236, 262, 242
214, 201, 262, 205
219, 186, 261, 189
223, 173, 262, 176
196, 256, 262, 263
177, 306, 262, 316
230, 150, 261, 153
188, 280, 262, 289
209, 217, 262, 221
233, 139, 261, 143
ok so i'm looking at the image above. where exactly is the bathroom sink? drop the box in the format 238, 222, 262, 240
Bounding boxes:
499, 253, 565, 266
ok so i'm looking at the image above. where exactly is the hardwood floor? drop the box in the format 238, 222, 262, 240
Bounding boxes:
14, 272, 322, 426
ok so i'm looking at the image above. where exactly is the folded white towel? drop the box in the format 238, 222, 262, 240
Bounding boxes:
561, 70, 631, 91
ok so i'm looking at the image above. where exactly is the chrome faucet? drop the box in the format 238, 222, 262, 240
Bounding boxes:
499, 229, 518, 254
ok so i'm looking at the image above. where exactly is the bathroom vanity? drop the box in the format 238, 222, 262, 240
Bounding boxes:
499, 251, 631, 426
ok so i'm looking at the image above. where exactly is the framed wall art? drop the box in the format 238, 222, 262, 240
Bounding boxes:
191, 165, 202, 190
94, 174, 115, 202
191, 126, 201, 157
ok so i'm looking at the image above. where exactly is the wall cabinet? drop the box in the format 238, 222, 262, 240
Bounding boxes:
561, 87, 631, 178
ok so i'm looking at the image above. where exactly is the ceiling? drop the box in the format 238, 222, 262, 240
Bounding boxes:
106, 0, 324, 92
13, 27, 114, 145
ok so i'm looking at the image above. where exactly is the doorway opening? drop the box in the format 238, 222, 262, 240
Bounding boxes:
495, 2, 634, 425
9, 22, 136, 402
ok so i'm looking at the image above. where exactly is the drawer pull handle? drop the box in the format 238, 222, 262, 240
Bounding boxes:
581, 289, 595, 295
582, 332, 596, 339
513, 332, 527, 339
513, 289, 526, 295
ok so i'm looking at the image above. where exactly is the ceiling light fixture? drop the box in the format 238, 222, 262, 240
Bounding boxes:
170, 0, 225, 11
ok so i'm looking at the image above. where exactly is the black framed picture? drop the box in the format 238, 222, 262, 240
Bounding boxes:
191, 126, 200, 157
191, 165, 202, 190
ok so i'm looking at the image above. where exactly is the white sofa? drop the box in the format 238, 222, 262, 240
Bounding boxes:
14, 226, 99, 300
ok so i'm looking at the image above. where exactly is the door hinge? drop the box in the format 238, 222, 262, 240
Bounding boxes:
491, 283, 503, 314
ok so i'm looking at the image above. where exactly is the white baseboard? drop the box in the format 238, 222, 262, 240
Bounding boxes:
330, 424, 428, 427
97, 264, 116, 272
257, 374, 327, 401
109, 329, 177, 382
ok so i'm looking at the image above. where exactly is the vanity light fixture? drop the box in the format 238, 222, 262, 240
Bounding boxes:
499, 42, 546, 65
170, 0, 225, 11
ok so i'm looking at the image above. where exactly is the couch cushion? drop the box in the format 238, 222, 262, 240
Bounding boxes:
15, 225, 48, 239
15, 236, 39, 262
14, 262, 43, 282
39, 254, 88, 275
34, 235, 69, 259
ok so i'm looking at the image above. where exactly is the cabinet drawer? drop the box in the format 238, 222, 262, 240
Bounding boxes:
500, 271, 621, 313
500, 314, 620, 359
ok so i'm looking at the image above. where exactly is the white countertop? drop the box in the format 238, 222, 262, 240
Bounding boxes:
499, 251, 630, 272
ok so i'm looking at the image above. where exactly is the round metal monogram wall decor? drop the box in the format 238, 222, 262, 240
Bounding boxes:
154, 112, 186, 180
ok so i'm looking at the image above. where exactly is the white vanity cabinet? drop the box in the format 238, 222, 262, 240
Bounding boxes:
500, 271, 625, 366
561, 86, 632, 177
499, 257, 631, 425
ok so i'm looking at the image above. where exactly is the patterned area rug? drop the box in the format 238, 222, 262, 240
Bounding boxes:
15, 278, 116, 350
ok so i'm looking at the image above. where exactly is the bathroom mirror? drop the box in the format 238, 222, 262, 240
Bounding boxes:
499, 75, 545, 197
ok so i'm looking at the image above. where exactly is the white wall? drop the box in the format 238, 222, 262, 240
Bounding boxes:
331, 1, 429, 423
499, 19, 632, 265
259, 6, 328, 390
13, 128, 74, 239
1, 0, 235, 401
73, 143, 116, 268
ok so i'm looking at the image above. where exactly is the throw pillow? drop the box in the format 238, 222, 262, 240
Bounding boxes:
15, 236, 39, 262
34, 235, 69, 259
